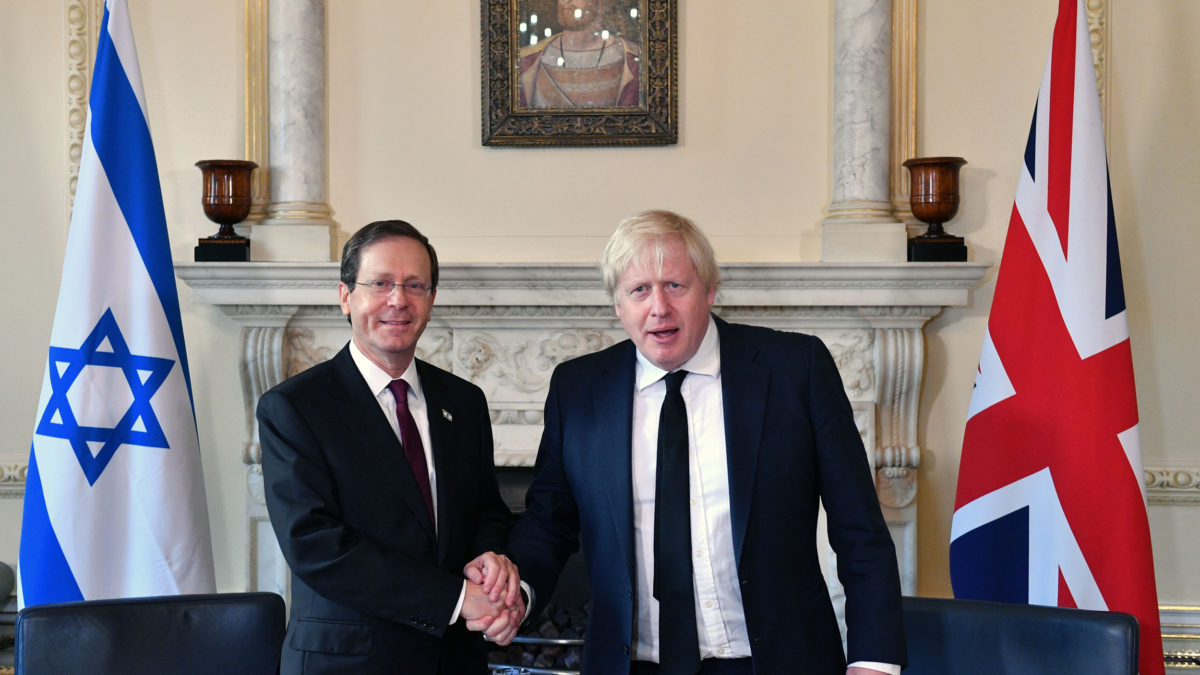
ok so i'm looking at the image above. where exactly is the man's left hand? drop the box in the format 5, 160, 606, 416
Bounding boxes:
463, 551, 521, 606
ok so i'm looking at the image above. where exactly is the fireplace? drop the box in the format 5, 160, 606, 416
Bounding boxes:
174, 259, 985, 643
491, 468, 589, 674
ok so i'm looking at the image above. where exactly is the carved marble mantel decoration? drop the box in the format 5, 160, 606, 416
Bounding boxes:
177, 260, 986, 599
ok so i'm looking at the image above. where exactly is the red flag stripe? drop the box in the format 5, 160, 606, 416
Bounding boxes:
1047, 0, 1076, 257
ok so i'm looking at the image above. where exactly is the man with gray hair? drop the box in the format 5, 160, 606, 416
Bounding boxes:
504, 210, 906, 674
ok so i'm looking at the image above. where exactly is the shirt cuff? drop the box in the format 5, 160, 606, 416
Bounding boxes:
520, 580, 534, 623
848, 661, 901, 675
450, 580, 466, 624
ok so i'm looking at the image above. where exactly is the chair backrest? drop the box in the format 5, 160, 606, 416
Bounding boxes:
902, 596, 1139, 675
15, 592, 285, 675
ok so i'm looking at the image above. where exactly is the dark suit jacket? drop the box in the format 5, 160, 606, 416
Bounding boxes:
508, 317, 906, 674
257, 345, 512, 674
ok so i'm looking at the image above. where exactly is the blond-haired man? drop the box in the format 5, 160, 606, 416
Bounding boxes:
506, 211, 906, 674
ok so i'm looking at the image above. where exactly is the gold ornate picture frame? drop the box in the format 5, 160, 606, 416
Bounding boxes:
481, 0, 677, 146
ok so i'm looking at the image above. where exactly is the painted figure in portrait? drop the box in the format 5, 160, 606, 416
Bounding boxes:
517, 0, 642, 108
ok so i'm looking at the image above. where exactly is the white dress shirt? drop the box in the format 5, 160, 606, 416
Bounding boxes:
631, 318, 750, 662
629, 320, 899, 675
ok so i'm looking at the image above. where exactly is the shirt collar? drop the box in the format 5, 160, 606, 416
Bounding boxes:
634, 315, 721, 391
347, 339, 424, 402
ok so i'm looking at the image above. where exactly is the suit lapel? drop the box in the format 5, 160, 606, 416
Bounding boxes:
594, 343, 638, 580
716, 318, 768, 566
330, 348, 438, 542
419, 361, 455, 563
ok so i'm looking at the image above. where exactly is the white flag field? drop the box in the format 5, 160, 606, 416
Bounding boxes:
18, 0, 215, 607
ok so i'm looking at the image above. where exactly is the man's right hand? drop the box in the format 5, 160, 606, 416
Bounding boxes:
463, 551, 521, 606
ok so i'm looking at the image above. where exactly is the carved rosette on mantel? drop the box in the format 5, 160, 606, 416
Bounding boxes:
176, 261, 986, 601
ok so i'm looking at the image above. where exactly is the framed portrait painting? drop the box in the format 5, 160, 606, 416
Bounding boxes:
481, 0, 677, 146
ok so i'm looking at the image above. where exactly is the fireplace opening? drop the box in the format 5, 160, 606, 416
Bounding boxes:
490, 467, 589, 674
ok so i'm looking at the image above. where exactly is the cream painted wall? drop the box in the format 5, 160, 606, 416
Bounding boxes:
325, 1, 833, 262
2, 1, 1196, 608
1103, 0, 1200, 604
0, 2, 72, 574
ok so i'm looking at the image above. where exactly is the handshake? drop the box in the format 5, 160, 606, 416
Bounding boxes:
460, 551, 526, 645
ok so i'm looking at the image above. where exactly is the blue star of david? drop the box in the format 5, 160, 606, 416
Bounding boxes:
36, 308, 175, 486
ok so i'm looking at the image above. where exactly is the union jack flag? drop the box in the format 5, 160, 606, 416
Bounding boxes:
949, 1, 1163, 673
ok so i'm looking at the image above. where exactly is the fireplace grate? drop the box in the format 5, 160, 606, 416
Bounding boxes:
488, 635, 584, 674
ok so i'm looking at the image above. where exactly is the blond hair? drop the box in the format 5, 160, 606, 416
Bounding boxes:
600, 210, 720, 299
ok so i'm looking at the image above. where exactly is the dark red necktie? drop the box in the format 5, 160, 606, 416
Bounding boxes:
387, 379, 434, 524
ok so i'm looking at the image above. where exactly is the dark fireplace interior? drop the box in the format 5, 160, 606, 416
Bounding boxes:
490, 467, 590, 674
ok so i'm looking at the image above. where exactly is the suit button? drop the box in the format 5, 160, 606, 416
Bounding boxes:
626, 590, 633, 599
623, 646, 630, 656
741, 579, 750, 586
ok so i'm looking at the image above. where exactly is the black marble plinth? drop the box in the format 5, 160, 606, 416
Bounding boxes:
908, 235, 967, 262
195, 237, 251, 262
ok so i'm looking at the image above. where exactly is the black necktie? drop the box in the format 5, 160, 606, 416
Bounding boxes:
654, 370, 700, 674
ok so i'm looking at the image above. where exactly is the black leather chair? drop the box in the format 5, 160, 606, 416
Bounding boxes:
902, 596, 1139, 674
15, 592, 286, 675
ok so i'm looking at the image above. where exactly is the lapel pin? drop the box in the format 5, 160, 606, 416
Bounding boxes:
442, 409, 453, 421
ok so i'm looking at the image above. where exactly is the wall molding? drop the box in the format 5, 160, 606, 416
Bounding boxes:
10, 461, 1192, 503
1162, 606, 1200, 670
1085, 0, 1110, 137
1147, 467, 1200, 506
7, 461, 1195, 503
244, 0, 269, 223
891, 0, 917, 227
0, 463, 28, 500
64, 0, 104, 216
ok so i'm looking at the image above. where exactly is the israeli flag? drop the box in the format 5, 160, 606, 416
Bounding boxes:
18, 0, 215, 607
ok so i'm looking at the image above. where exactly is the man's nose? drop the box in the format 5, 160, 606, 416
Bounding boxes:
385, 284, 410, 306
649, 287, 671, 315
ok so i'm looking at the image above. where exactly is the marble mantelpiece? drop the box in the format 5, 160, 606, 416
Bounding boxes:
176, 260, 988, 601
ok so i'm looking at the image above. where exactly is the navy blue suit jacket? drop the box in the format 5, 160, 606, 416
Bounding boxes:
508, 317, 906, 673
257, 346, 512, 674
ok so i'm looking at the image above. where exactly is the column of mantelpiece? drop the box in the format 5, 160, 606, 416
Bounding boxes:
822, 0, 908, 262
251, 0, 336, 262
872, 318, 930, 595
219, 305, 298, 596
